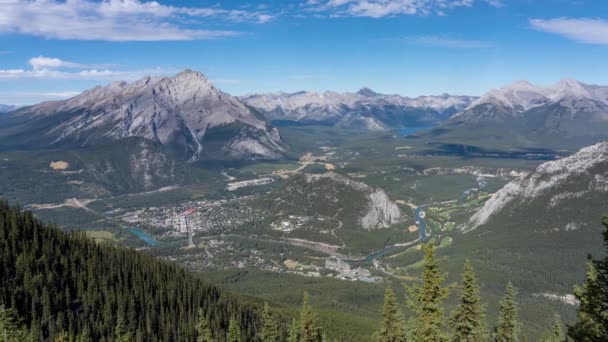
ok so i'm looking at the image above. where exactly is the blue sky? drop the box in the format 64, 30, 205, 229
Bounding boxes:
0, 0, 607, 105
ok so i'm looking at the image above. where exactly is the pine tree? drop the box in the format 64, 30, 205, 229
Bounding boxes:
0, 305, 30, 342
494, 282, 520, 342
299, 292, 322, 342
114, 313, 133, 342
378, 288, 406, 342
287, 318, 300, 342
78, 324, 92, 342
261, 302, 279, 342
568, 216, 608, 341
53, 331, 70, 342
541, 314, 564, 342
449, 259, 488, 342
227, 317, 242, 342
407, 243, 449, 342
196, 309, 213, 342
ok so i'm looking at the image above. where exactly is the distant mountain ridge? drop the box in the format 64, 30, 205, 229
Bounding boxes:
241, 89, 476, 130
425, 79, 608, 151
1, 70, 285, 161
0, 104, 16, 113
453, 79, 608, 122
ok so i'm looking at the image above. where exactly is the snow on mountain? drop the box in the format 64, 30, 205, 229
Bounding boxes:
467, 141, 608, 230
458, 79, 608, 118
241, 89, 476, 129
464, 81, 552, 113
10, 70, 285, 161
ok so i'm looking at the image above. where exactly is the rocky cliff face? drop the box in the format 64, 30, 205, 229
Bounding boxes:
467, 141, 608, 230
360, 189, 403, 230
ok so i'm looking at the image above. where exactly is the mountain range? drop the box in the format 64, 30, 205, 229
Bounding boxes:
0, 70, 285, 162
2, 73, 608, 175
241, 89, 476, 130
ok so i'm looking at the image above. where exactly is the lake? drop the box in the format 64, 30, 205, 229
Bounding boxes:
397, 126, 434, 136
127, 227, 158, 246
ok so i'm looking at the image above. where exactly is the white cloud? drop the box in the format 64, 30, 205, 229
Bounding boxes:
28, 56, 111, 70
0, 68, 170, 80
302, 0, 502, 18
404, 35, 493, 48
0, 56, 173, 80
530, 18, 608, 45
0, 0, 274, 41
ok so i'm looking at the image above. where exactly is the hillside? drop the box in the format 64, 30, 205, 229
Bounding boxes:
261, 172, 406, 231
440, 141, 608, 334
0, 200, 274, 341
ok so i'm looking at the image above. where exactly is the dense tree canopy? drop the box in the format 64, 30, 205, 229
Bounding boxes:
0, 201, 269, 341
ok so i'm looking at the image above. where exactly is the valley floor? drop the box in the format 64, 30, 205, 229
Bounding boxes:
1, 126, 589, 340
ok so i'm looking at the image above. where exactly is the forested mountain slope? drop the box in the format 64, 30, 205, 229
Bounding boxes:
0, 200, 273, 341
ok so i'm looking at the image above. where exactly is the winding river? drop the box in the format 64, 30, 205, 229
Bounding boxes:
345, 205, 430, 263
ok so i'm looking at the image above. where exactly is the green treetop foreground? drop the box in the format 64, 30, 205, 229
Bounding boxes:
374, 217, 608, 342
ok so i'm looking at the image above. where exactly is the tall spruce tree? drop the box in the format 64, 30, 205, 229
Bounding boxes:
541, 314, 564, 342
449, 259, 488, 342
287, 318, 300, 342
0, 305, 30, 342
261, 302, 279, 342
379, 288, 406, 342
568, 216, 608, 341
227, 317, 242, 342
114, 313, 133, 342
407, 243, 449, 342
494, 282, 520, 342
299, 292, 322, 342
196, 309, 213, 342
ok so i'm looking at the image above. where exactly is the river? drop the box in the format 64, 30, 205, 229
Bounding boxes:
345, 205, 430, 263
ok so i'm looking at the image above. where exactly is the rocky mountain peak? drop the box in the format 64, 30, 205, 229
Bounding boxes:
5, 70, 286, 161
357, 87, 381, 97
